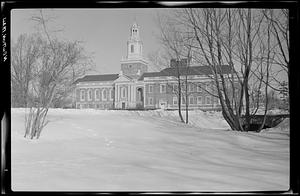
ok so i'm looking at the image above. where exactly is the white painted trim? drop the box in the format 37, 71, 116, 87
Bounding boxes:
132, 85, 135, 102
109, 89, 114, 101
77, 85, 114, 88
196, 84, 202, 92
205, 96, 212, 105
80, 89, 85, 101
148, 84, 154, 93
102, 89, 107, 101
160, 84, 166, 93
77, 81, 114, 85
172, 97, 178, 105
197, 96, 202, 105
95, 89, 100, 101
120, 58, 148, 65
87, 89, 92, 101
121, 87, 126, 99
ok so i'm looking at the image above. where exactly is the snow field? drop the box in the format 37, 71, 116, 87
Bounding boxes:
10, 108, 289, 191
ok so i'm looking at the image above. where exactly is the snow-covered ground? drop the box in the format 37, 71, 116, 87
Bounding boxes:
11, 108, 289, 192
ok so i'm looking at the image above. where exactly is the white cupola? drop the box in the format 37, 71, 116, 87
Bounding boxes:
127, 22, 143, 60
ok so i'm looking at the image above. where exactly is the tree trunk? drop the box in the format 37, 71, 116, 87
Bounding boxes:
178, 80, 185, 123
185, 79, 188, 124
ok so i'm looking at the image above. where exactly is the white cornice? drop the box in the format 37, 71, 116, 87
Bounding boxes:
120, 58, 149, 65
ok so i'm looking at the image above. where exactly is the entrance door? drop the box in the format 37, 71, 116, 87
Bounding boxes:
136, 87, 144, 109
159, 99, 167, 109
122, 102, 125, 110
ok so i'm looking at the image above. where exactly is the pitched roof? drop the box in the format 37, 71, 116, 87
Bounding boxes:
75, 74, 119, 83
139, 65, 233, 80
75, 65, 233, 83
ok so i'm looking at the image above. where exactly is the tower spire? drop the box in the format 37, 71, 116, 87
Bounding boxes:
127, 21, 142, 60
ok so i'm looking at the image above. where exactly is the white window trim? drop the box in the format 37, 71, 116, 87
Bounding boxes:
87, 89, 92, 101
197, 96, 202, 105
160, 84, 166, 93
188, 84, 194, 92
189, 96, 195, 105
173, 97, 178, 105
206, 96, 211, 105
95, 89, 100, 101
109, 89, 114, 100
102, 89, 107, 101
206, 83, 210, 91
172, 84, 177, 93
80, 90, 85, 101
149, 85, 153, 93
197, 84, 202, 92
181, 97, 186, 105
121, 87, 126, 99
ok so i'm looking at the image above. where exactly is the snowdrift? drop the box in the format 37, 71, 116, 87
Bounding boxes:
10, 108, 289, 191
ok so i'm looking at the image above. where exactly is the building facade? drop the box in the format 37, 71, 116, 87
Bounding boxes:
74, 22, 232, 110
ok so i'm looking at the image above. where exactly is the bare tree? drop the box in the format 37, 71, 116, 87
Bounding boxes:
21, 10, 92, 139
11, 34, 42, 107
262, 9, 289, 87
147, 49, 170, 71
158, 8, 276, 131
156, 14, 188, 123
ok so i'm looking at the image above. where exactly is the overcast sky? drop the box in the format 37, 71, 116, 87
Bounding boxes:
11, 8, 165, 74
11, 8, 288, 86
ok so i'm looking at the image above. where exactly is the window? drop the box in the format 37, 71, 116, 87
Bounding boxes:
121, 87, 126, 98
197, 84, 202, 92
95, 89, 100, 101
160, 84, 166, 93
148, 97, 154, 105
102, 89, 107, 101
206, 96, 211, 104
173, 97, 178, 105
131, 45, 134, 53
206, 83, 210, 91
172, 84, 177, 93
189, 96, 195, 105
88, 90, 92, 101
189, 84, 195, 92
110, 89, 114, 100
197, 97, 202, 105
148, 85, 153, 93
80, 90, 85, 101
181, 97, 186, 104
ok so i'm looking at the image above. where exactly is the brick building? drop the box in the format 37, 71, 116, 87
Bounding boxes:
74, 22, 233, 110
